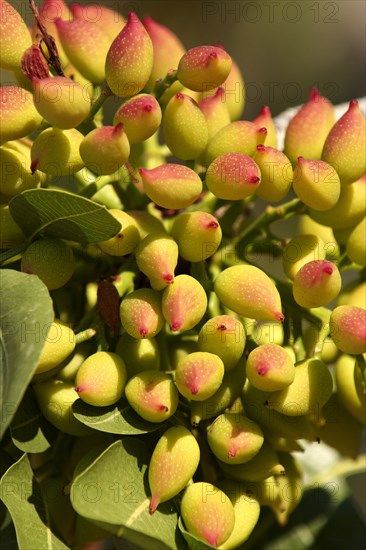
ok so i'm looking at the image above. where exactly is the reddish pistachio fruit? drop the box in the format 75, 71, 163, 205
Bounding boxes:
55, 17, 111, 84
309, 173, 366, 229
253, 106, 278, 148
162, 274, 207, 332
205, 121, 267, 164
105, 12, 153, 97
198, 87, 231, 139
143, 16, 185, 94
135, 233, 178, 290
119, 288, 164, 339
284, 87, 335, 163
113, 94, 162, 144
171, 211, 222, 262
125, 370, 179, 422
139, 164, 202, 210
214, 265, 284, 322
180, 482, 235, 547
0, 0, 32, 70
30, 128, 84, 176
206, 152, 261, 200
255, 145, 293, 202
177, 45, 232, 92
322, 100, 366, 184
246, 343, 295, 392
198, 315, 246, 371
292, 260, 341, 308
98, 209, 140, 256
0, 86, 42, 145
330, 306, 366, 355
207, 413, 264, 464
163, 93, 208, 160
79, 124, 130, 175
0, 144, 40, 196
32, 76, 90, 129
293, 157, 341, 211
149, 426, 200, 514
174, 351, 225, 400
71, 3, 126, 42
35, 0, 71, 68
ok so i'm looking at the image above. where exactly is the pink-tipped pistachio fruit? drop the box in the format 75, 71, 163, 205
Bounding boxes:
205, 120, 267, 164
79, 124, 130, 175
171, 211, 222, 262
30, 127, 84, 176
254, 145, 293, 202
246, 343, 295, 392
135, 233, 178, 290
253, 106, 277, 148
0, 0, 32, 70
0, 86, 42, 145
293, 157, 341, 211
177, 45, 232, 92
198, 87, 231, 139
330, 306, 366, 355
174, 351, 225, 401
162, 274, 207, 332
98, 210, 140, 256
282, 234, 326, 280
292, 260, 341, 308
197, 315, 246, 370
113, 94, 162, 144
119, 288, 164, 339
206, 153, 261, 200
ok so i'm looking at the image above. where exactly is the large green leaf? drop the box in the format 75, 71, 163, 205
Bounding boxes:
0, 270, 54, 440
72, 398, 165, 435
10, 388, 57, 453
9, 189, 121, 244
70, 439, 180, 549
0, 454, 69, 549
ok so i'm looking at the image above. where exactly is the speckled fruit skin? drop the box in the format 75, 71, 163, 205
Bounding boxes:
32, 77, 90, 130
163, 93, 208, 160
30, 127, 84, 176
335, 354, 366, 424
148, 426, 200, 513
284, 88, 335, 163
346, 217, 366, 266
171, 211, 222, 262
0, 86, 42, 145
197, 315, 245, 370
0, 0, 32, 70
205, 121, 267, 164
207, 413, 264, 464
330, 306, 366, 355
293, 157, 340, 211
113, 94, 162, 144
322, 100, 366, 185
105, 12, 153, 97
115, 333, 160, 377
214, 265, 284, 322
139, 164, 202, 210
98, 209, 140, 256
246, 343, 295, 392
174, 351, 225, 401
79, 124, 130, 175
162, 274, 208, 332
135, 233, 178, 290
292, 260, 341, 308
254, 145, 292, 202
75, 351, 127, 407
36, 320, 76, 374
199, 87, 231, 139
119, 288, 164, 339
180, 482, 235, 547
253, 106, 277, 148
124, 370, 179, 422
0, 145, 40, 196
177, 45, 232, 92
21, 238, 75, 290
206, 153, 261, 200
283, 234, 326, 280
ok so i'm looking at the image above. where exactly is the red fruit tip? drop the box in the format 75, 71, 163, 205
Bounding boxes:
256, 363, 269, 376
207, 220, 219, 229
190, 385, 199, 395
149, 495, 159, 514
309, 87, 320, 101
171, 322, 181, 331
257, 144, 266, 152
116, 233, 124, 239
215, 87, 225, 99
260, 105, 270, 115
322, 265, 333, 275
258, 127, 268, 135
275, 312, 285, 323
30, 160, 39, 174
175, 93, 185, 100
143, 104, 153, 112
163, 274, 174, 283
208, 51, 218, 63
217, 324, 227, 331
139, 327, 148, 337
297, 156, 305, 164
138, 167, 148, 176
349, 99, 358, 109
75, 386, 82, 394
113, 122, 124, 135
127, 12, 139, 24
158, 404, 169, 412
249, 176, 260, 184
228, 448, 237, 458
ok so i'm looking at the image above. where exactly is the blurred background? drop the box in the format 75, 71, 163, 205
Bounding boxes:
4, 0, 366, 119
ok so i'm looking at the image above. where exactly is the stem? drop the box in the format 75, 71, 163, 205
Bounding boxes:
190, 262, 214, 292
29, 0, 64, 76
75, 328, 96, 344
78, 175, 114, 198
154, 69, 178, 102
0, 242, 29, 265
86, 85, 113, 122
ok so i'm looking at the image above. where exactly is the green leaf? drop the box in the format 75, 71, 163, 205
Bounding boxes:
9, 189, 121, 244
10, 388, 57, 453
0, 454, 69, 549
0, 270, 54, 440
72, 398, 165, 435
71, 439, 179, 549
178, 518, 216, 550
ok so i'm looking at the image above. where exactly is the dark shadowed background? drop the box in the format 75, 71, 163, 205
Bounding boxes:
4, 0, 366, 119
